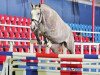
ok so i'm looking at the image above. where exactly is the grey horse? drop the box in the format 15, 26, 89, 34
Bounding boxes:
31, 4, 74, 54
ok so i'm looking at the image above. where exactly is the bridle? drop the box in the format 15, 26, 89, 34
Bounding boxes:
31, 9, 43, 29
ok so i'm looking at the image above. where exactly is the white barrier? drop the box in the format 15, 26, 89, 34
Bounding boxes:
0, 52, 99, 75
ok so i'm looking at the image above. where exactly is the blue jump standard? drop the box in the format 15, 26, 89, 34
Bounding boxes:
0, 52, 12, 56
84, 54, 99, 59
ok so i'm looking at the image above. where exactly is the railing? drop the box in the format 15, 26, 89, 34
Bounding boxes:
74, 42, 100, 54
0, 38, 100, 54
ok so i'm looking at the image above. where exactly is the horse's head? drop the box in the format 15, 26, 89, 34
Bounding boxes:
31, 4, 42, 31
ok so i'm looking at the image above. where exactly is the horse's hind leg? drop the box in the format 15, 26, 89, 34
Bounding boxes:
51, 44, 62, 54
63, 42, 73, 54
61, 42, 67, 54
64, 32, 75, 54
51, 43, 70, 54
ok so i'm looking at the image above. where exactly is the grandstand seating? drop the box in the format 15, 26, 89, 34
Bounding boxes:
0, 15, 31, 52
69, 23, 100, 42
0, 14, 100, 54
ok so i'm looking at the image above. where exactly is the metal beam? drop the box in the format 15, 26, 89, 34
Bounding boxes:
92, 0, 95, 42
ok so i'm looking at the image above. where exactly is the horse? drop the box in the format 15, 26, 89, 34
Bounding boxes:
30, 4, 74, 54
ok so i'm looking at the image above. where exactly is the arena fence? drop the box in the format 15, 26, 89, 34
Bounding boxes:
1, 38, 100, 54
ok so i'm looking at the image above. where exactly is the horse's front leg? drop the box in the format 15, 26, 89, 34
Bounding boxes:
34, 31, 42, 53
46, 41, 52, 53
44, 36, 48, 45
34, 31, 42, 45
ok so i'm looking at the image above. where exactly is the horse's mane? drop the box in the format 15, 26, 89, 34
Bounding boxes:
41, 4, 64, 25
41, 4, 51, 9
41, 4, 57, 14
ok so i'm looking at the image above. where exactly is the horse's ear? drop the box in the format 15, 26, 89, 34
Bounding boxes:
31, 4, 35, 9
39, 3, 41, 8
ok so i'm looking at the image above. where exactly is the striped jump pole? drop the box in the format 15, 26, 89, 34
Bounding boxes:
0, 52, 100, 59
0, 52, 100, 75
